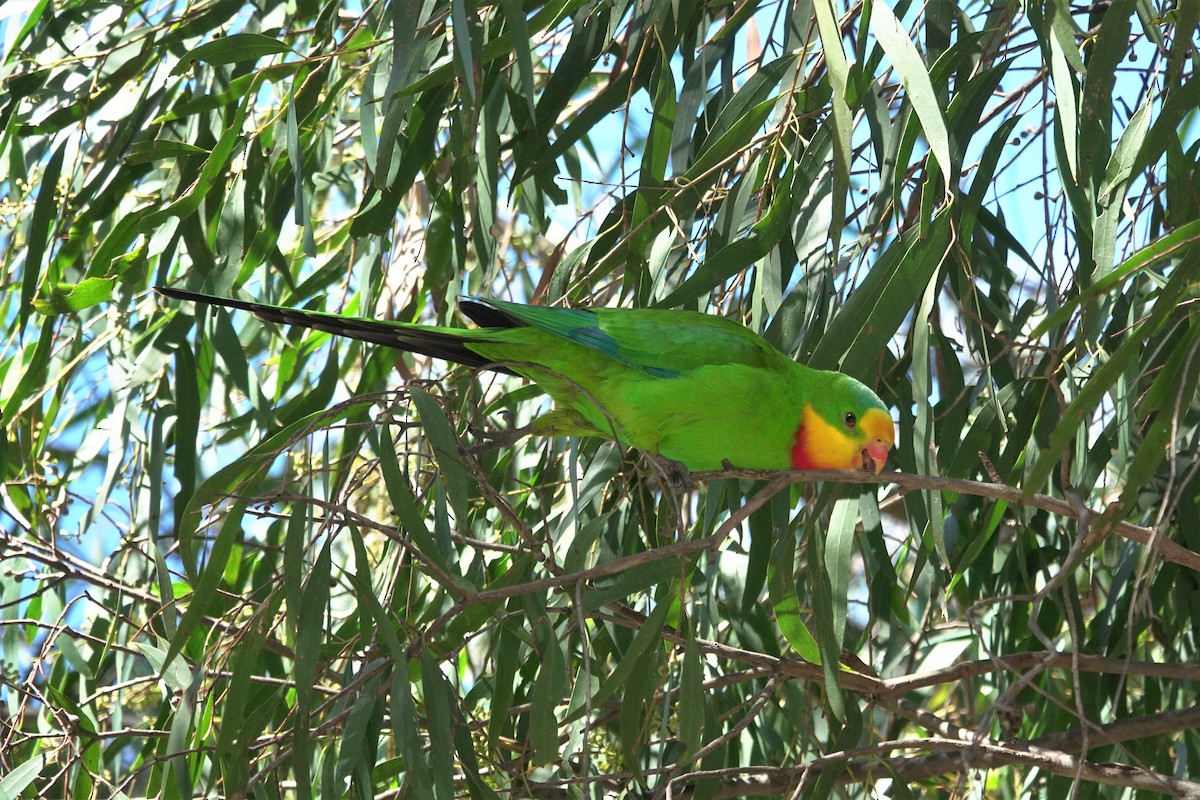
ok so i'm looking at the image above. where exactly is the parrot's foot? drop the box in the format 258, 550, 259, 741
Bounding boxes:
644, 454, 694, 493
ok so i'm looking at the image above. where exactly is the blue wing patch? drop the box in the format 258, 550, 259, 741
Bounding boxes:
569, 326, 680, 377
463, 298, 684, 378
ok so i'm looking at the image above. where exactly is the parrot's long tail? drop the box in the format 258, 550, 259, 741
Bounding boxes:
154, 287, 522, 371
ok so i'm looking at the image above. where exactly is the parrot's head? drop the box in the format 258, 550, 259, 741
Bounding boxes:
792, 373, 895, 474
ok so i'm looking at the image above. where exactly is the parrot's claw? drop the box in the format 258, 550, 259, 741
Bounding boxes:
644, 454, 694, 493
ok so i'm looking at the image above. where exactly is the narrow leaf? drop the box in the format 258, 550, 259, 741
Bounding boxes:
177, 33, 294, 71
824, 497, 857, 651
870, 1, 954, 189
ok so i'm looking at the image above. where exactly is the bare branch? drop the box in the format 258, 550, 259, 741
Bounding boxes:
690, 468, 1200, 573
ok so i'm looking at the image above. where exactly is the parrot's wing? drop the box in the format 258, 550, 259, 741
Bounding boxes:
460, 298, 790, 377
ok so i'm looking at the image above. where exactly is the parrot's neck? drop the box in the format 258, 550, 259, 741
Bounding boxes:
790, 404, 850, 470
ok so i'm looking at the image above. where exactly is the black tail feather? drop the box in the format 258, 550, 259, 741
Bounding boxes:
458, 297, 528, 330
155, 287, 506, 371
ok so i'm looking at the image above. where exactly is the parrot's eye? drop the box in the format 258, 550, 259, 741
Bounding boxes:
843, 412, 857, 429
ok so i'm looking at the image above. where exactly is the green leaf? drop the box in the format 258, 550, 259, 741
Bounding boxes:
162, 500, 247, 672
409, 387, 472, 526
451, 0, 479, 104
566, 590, 673, 720
0, 754, 48, 797
374, 422, 472, 591
287, 83, 317, 258
21, 139, 66, 328
393, 651, 433, 800
486, 615, 524, 750
806, 513, 844, 721
581, 559, 682, 611
175, 33, 294, 72
769, 531, 822, 664
813, 0, 851, 256
167, 682, 198, 800
124, 139, 210, 164
1041, 0, 1082, 181
139, 641, 196, 694
530, 617, 566, 765
1115, 320, 1200, 513
823, 497, 857, 651
215, 591, 282, 761
869, 1, 954, 189
1030, 218, 1200, 339
420, 650, 457, 799
677, 622, 705, 756
912, 263, 947, 564
656, 164, 793, 308
31, 277, 115, 314
175, 399, 375, 568
619, 640, 659, 773
1027, 259, 1199, 490
810, 213, 952, 378
138, 94, 249, 229
498, 0, 535, 115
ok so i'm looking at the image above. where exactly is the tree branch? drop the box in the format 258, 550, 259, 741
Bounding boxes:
690, 467, 1200, 573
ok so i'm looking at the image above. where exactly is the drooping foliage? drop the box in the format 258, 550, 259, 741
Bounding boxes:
2, 0, 1199, 796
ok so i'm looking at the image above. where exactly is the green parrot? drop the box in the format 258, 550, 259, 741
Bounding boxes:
156, 288, 895, 473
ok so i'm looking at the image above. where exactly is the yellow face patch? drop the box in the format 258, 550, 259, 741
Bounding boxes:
791, 404, 863, 469
792, 404, 894, 471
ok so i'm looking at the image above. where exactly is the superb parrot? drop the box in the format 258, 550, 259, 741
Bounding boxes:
156, 288, 895, 473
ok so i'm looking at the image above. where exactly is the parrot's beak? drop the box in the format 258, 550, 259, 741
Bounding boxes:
861, 439, 891, 475
858, 408, 895, 475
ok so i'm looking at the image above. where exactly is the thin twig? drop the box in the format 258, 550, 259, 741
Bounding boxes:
689, 468, 1200, 573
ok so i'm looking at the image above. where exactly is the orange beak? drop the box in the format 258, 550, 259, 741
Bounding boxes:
858, 408, 895, 475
